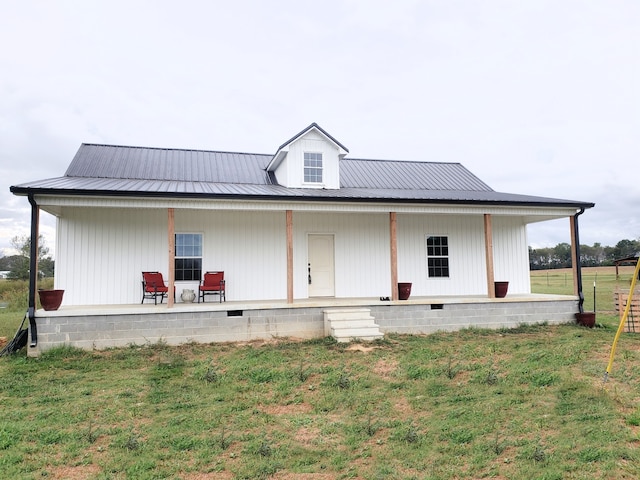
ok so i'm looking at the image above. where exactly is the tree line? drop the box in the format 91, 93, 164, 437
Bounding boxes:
0, 235, 54, 280
529, 239, 640, 270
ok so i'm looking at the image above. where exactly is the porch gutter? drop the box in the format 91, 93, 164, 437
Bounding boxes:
27, 194, 39, 347
573, 208, 586, 313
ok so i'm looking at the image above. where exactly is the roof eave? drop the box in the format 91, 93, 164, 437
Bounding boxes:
10, 185, 595, 210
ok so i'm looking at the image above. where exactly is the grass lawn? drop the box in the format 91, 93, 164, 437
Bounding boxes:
0, 269, 639, 479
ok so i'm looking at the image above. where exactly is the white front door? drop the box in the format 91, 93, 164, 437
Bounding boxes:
308, 234, 335, 297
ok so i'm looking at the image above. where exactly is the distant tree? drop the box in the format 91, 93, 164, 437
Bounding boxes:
6, 235, 54, 280
611, 239, 640, 260
0, 255, 26, 272
552, 243, 572, 268
579, 243, 605, 267
529, 239, 640, 270
529, 246, 554, 270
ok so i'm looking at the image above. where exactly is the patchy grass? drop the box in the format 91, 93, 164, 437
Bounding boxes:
0, 278, 52, 338
1, 325, 640, 479
0, 269, 639, 478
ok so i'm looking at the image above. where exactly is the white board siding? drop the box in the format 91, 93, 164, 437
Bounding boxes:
55, 207, 532, 306
396, 214, 531, 296
56, 208, 287, 305
56, 207, 168, 305
397, 214, 487, 296
175, 210, 287, 302
293, 212, 390, 298
492, 216, 531, 294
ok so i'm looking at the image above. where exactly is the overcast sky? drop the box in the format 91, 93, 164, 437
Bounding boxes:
1, 0, 639, 258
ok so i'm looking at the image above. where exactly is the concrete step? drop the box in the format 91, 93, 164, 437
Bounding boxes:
323, 308, 375, 321
331, 328, 384, 343
323, 307, 383, 342
330, 319, 380, 330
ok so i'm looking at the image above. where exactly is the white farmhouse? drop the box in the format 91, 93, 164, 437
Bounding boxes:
11, 123, 594, 354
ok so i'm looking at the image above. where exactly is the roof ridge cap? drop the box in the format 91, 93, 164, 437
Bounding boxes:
80, 143, 271, 157
344, 157, 462, 165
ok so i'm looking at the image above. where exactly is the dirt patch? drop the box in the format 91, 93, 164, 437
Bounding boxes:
372, 358, 398, 379
180, 472, 234, 480
272, 474, 335, 479
294, 426, 321, 446
48, 464, 102, 479
345, 344, 378, 353
261, 402, 313, 415
393, 394, 414, 415
234, 337, 307, 348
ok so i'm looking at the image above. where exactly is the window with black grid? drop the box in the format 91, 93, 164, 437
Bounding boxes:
426, 235, 449, 278
175, 233, 202, 281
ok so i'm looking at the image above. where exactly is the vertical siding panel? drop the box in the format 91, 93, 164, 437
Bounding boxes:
55, 207, 532, 305
294, 212, 389, 298
493, 216, 530, 294
397, 214, 488, 296
57, 208, 169, 305
175, 210, 286, 302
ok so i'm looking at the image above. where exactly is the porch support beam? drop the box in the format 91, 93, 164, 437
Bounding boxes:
570, 215, 579, 295
286, 210, 293, 304
484, 213, 495, 298
27, 194, 40, 347
168, 208, 175, 307
571, 209, 586, 313
390, 212, 398, 300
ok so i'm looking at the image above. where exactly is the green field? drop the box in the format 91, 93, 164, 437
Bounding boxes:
530, 265, 637, 315
0, 270, 639, 479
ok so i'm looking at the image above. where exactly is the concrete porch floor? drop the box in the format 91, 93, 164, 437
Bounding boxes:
38, 293, 578, 318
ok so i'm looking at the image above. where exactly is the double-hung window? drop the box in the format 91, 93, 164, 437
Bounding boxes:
304, 152, 323, 183
175, 233, 202, 281
426, 235, 449, 278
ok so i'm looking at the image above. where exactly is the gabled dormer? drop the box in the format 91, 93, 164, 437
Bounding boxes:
266, 123, 349, 189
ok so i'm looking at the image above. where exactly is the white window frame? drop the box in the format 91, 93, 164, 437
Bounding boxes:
304, 152, 323, 184
175, 232, 203, 282
426, 235, 450, 278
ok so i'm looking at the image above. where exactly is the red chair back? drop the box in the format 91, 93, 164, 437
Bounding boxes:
143, 272, 167, 292
203, 271, 224, 288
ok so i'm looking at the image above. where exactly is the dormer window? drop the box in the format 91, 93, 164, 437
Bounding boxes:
304, 152, 323, 183
267, 124, 347, 189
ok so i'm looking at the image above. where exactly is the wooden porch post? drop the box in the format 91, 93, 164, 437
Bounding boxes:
168, 208, 175, 307
286, 210, 294, 304
484, 214, 496, 298
390, 212, 398, 300
570, 215, 579, 295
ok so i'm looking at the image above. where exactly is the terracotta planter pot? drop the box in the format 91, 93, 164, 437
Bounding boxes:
576, 312, 596, 328
38, 289, 64, 311
494, 281, 509, 298
398, 282, 412, 300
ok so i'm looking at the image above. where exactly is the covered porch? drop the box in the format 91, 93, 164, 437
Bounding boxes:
28, 293, 579, 356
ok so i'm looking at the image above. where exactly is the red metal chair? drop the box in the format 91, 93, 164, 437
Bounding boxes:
199, 271, 226, 303
141, 272, 170, 304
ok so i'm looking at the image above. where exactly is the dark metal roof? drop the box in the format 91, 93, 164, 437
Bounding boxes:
341, 158, 492, 191
64, 144, 273, 184
11, 143, 595, 209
